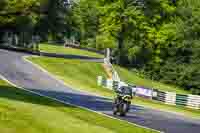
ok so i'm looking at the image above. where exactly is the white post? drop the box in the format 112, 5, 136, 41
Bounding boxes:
15, 34, 18, 46
106, 79, 113, 90
106, 48, 110, 62
97, 76, 103, 86
8, 33, 12, 46
3, 32, 9, 45
72, 36, 75, 46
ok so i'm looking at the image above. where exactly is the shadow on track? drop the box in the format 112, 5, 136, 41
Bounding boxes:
0, 47, 104, 62
0, 85, 142, 112
40, 52, 104, 62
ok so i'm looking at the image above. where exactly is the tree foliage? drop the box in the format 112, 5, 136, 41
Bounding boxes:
0, 0, 200, 94
0, 0, 71, 41
72, 0, 200, 94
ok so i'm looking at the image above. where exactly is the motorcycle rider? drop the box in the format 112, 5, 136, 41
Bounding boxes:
113, 86, 133, 116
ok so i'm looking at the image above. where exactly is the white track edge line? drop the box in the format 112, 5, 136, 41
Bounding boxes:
23, 55, 110, 98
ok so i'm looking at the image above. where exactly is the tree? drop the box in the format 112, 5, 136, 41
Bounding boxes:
0, 0, 43, 50
36, 0, 72, 41
72, 0, 100, 46
97, 0, 146, 64
0, 0, 41, 28
0, 0, 73, 45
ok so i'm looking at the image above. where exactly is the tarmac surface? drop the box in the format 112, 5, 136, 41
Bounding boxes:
0, 49, 200, 133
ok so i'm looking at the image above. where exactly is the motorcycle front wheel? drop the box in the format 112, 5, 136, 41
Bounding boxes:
119, 103, 128, 116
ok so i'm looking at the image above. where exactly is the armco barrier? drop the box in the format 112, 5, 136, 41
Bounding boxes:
176, 94, 188, 106
97, 76, 200, 110
156, 91, 166, 102
187, 95, 200, 109
165, 92, 176, 105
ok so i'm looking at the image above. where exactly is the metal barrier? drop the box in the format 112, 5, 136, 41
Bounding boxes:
97, 77, 200, 110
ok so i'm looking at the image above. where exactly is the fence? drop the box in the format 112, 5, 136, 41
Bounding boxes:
64, 38, 80, 48
62, 39, 105, 55
97, 76, 200, 110
153, 91, 200, 109
0, 31, 40, 52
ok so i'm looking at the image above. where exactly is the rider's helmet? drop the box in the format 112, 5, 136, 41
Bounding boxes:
115, 86, 133, 98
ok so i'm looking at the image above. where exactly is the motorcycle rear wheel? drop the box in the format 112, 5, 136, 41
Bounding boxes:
113, 107, 118, 115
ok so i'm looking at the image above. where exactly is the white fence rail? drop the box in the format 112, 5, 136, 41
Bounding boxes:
97, 77, 200, 110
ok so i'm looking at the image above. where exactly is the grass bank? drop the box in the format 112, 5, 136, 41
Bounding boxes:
114, 66, 190, 95
28, 56, 112, 97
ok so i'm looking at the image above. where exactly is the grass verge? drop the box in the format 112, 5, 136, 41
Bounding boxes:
39, 43, 104, 58
27, 56, 200, 119
114, 66, 190, 95
0, 78, 156, 133
28, 56, 112, 97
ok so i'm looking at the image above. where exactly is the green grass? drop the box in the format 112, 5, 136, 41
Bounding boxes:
39, 43, 104, 58
114, 66, 190, 95
28, 56, 200, 119
0, 79, 156, 133
28, 56, 112, 97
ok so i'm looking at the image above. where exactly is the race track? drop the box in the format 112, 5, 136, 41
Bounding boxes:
0, 49, 200, 133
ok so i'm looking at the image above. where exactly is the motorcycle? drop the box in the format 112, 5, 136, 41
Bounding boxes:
113, 86, 133, 116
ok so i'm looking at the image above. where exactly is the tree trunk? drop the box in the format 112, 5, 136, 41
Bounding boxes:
117, 22, 126, 65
